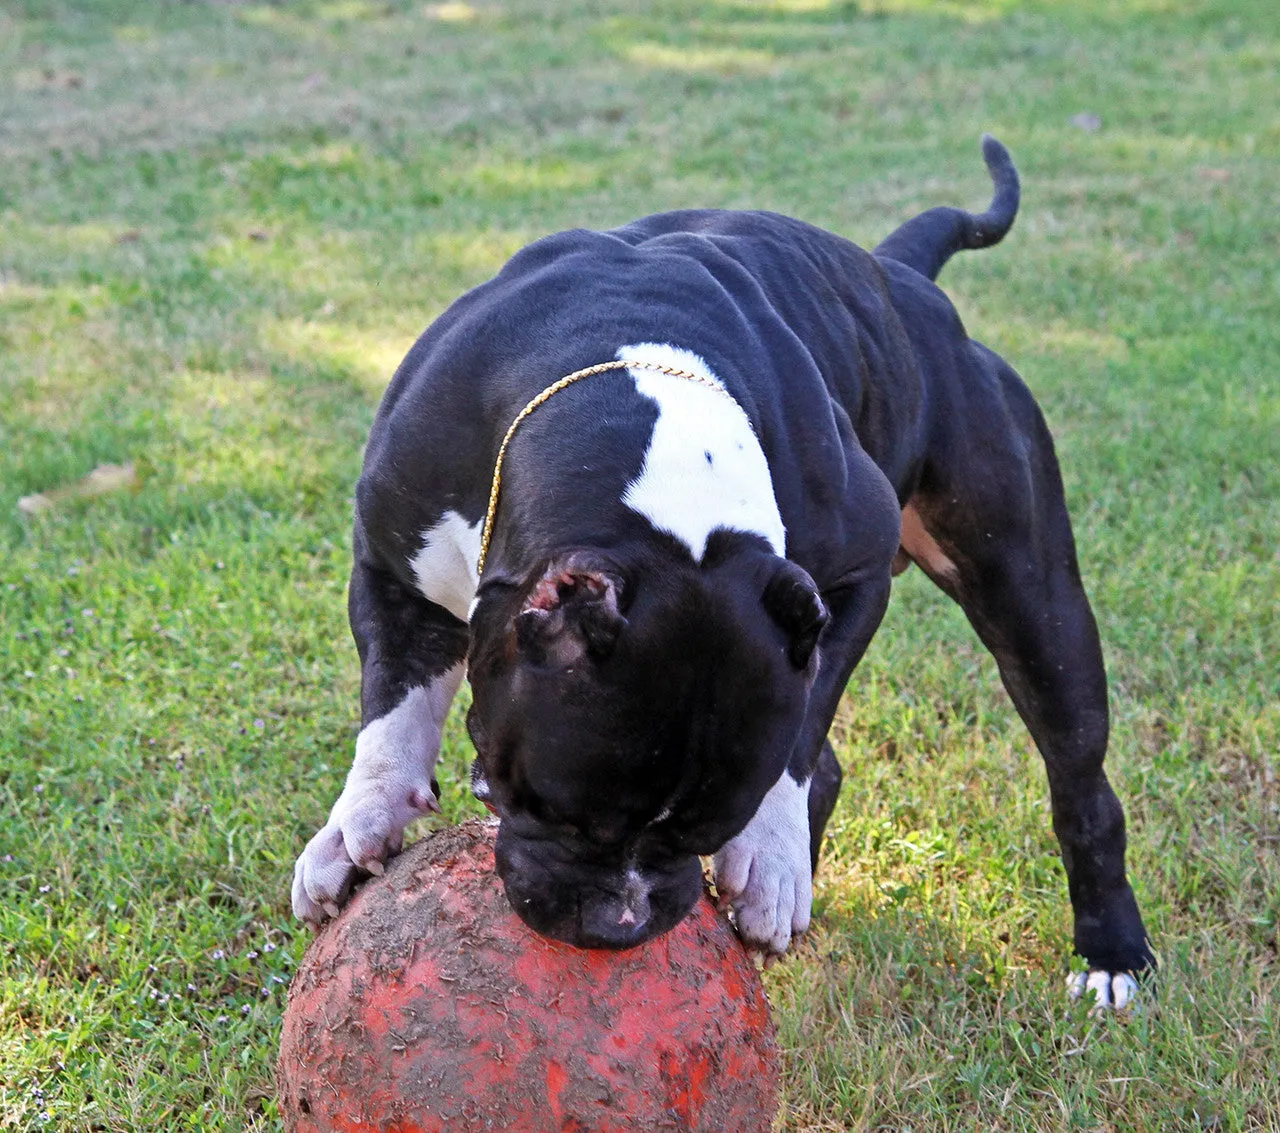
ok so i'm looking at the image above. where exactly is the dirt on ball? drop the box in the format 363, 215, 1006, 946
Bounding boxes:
277, 818, 780, 1133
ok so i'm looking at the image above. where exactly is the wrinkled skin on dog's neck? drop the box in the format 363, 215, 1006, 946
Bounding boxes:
465, 534, 825, 949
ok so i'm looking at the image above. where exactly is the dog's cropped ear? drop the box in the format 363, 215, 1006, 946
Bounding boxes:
515, 553, 628, 666
763, 559, 828, 669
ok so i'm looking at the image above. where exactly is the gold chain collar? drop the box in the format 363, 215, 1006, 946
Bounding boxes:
476, 358, 741, 576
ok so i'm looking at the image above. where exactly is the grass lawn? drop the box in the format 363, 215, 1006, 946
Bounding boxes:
2, 0, 1277, 1128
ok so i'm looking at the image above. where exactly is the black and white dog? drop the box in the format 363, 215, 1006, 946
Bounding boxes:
292, 136, 1153, 1009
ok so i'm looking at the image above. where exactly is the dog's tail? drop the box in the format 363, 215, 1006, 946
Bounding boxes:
873, 134, 1020, 282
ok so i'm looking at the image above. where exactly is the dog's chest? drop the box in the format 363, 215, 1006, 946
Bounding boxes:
403, 343, 786, 620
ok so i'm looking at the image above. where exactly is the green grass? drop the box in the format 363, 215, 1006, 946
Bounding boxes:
2, 0, 1276, 1128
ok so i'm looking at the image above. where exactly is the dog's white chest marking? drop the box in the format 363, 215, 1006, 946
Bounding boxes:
408, 511, 483, 621
618, 343, 786, 561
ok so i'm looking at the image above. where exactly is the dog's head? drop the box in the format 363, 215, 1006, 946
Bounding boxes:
466, 532, 827, 949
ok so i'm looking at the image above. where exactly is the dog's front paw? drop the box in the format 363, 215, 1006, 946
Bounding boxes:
713, 772, 812, 957
1066, 969, 1140, 1015
291, 774, 440, 927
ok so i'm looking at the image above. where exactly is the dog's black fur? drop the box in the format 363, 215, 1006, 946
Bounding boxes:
293, 137, 1153, 992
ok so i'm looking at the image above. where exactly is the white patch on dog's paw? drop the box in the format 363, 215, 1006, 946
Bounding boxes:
713, 769, 812, 955
1066, 969, 1140, 1014
291, 668, 463, 924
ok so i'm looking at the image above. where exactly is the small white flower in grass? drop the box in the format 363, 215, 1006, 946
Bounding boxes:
216, 1014, 228, 1023
187, 983, 197, 993
247, 950, 259, 959
264, 942, 276, 953
211, 949, 225, 960
241, 1004, 252, 1015
39, 884, 51, 893
261, 987, 270, 998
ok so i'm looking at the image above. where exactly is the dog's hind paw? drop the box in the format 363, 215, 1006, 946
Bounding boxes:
1066, 969, 1140, 1014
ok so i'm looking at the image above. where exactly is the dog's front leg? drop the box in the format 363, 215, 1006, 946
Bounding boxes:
291, 552, 468, 926
717, 561, 895, 957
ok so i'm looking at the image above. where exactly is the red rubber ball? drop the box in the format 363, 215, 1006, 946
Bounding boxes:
277, 819, 780, 1132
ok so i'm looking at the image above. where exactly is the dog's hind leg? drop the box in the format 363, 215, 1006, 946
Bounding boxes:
902, 345, 1153, 1009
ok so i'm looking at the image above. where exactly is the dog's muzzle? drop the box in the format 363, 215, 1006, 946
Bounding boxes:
493, 824, 703, 950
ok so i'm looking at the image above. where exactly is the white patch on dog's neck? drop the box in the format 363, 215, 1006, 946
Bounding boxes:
408, 511, 483, 621
618, 343, 786, 561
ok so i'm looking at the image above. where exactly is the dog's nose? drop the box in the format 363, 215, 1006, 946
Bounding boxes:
577, 878, 654, 949
577, 902, 653, 950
